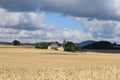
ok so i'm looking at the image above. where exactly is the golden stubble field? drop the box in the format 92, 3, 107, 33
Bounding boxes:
0, 45, 120, 80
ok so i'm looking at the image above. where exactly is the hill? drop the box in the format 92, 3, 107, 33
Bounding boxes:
83, 41, 120, 50
75, 40, 96, 47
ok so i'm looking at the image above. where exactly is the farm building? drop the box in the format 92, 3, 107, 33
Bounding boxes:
48, 40, 66, 51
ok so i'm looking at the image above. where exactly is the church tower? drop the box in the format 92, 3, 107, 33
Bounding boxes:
63, 38, 66, 47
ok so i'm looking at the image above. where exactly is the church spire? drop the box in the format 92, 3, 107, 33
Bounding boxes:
63, 38, 66, 47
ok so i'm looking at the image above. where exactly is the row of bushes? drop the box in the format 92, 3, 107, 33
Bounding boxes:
35, 42, 51, 49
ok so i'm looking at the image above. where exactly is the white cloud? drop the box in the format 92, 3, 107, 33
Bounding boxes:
0, 27, 90, 43
0, 7, 88, 43
69, 16, 120, 43
0, 8, 56, 42
0, 28, 18, 34
0, 8, 45, 30
61, 29, 91, 42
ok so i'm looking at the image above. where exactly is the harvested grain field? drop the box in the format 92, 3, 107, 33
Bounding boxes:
0, 45, 120, 80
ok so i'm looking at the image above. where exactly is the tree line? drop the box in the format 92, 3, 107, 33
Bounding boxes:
12, 40, 120, 52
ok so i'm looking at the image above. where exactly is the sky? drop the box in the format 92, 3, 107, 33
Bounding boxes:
0, 0, 120, 43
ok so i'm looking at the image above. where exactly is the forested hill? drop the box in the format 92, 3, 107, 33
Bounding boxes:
82, 41, 120, 50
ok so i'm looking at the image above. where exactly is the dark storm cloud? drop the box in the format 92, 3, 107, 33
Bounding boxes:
39, 0, 120, 21
0, 0, 119, 21
0, 0, 39, 11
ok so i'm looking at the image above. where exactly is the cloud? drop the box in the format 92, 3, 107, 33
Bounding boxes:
0, 28, 18, 34
0, 8, 54, 31
1, 0, 120, 43
0, 0, 39, 11
69, 16, 120, 43
60, 29, 91, 42
0, 8, 54, 42
39, 0, 120, 21
0, 27, 89, 43
0, 0, 120, 21
0, 8, 89, 43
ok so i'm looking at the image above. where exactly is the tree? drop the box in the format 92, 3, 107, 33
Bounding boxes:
113, 42, 117, 45
13, 40, 21, 46
64, 41, 76, 52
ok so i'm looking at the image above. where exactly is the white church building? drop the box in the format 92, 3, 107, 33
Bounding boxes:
48, 39, 66, 51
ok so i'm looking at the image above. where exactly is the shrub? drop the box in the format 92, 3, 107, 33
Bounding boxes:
13, 40, 21, 46
35, 42, 51, 49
